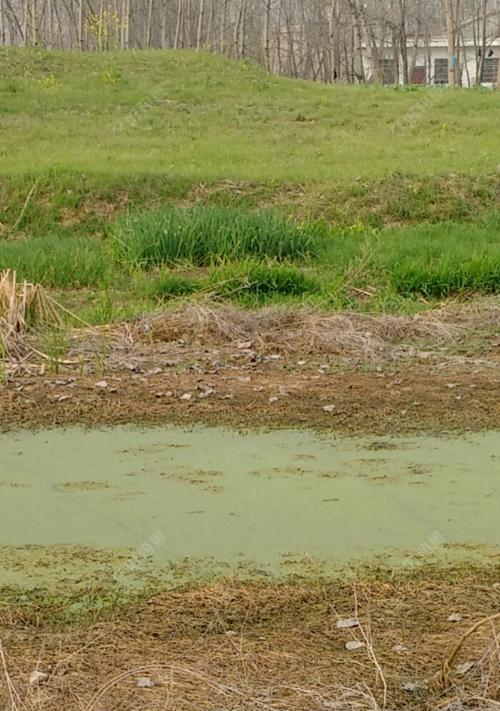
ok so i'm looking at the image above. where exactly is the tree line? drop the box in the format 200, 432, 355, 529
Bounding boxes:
1, 0, 499, 85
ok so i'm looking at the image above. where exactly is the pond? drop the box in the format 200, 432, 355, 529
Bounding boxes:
0, 426, 499, 589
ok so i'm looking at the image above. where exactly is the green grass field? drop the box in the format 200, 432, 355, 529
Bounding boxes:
0, 47, 499, 320
1, 47, 499, 180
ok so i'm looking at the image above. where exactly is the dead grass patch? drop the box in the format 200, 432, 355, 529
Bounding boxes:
131, 299, 500, 359
1, 574, 498, 710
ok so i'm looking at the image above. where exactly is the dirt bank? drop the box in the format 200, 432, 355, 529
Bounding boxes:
2, 360, 499, 434
2, 297, 499, 434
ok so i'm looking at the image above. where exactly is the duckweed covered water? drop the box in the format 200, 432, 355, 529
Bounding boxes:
0, 426, 499, 589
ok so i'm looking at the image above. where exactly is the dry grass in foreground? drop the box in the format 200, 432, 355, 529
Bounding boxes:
1, 574, 499, 710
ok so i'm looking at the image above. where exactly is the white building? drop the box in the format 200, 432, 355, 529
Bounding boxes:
362, 37, 500, 87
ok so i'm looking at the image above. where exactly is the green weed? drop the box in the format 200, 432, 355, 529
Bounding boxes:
149, 271, 202, 299
113, 207, 320, 268
208, 260, 320, 301
0, 236, 111, 288
42, 326, 69, 374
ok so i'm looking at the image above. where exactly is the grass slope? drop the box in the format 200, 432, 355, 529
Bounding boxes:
1, 47, 499, 181
0, 48, 499, 319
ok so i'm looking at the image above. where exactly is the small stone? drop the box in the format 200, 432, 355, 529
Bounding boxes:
95, 380, 108, 389
448, 613, 463, 623
456, 661, 475, 675
29, 671, 48, 685
401, 681, 421, 692
345, 640, 364, 651
269, 396, 279, 403
137, 676, 155, 688
322, 404, 336, 413
393, 644, 408, 653
180, 393, 192, 401
336, 618, 360, 629
198, 388, 215, 398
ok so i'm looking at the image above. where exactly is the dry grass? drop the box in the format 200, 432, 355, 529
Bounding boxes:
0, 270, 84, 375
131, 299, 500, 359
0, 270, 63, 361
1, 576, 498, 711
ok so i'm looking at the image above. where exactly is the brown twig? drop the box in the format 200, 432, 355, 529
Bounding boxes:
439, 612, 500, 689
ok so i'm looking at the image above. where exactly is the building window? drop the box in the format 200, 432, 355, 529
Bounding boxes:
434, 58, 448, 84
411, 66, 426, 84
380, 59, 396, 85
482, 57, 499, 83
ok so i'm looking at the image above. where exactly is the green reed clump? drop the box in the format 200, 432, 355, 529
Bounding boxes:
321, 217, 500, 299
391, 256, 500, 297
0, 236, 110, 288
149, 271, 202, 299
375, 219, 500, 297
208, 260, 320, 299
113, 207, 321, 268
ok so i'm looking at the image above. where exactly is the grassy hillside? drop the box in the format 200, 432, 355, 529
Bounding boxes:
1, 47, 499, 181
0, 48, 499, 319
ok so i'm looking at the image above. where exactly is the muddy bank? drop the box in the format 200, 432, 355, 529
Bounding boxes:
2, 299, 499, 434
2, 360, 499, 434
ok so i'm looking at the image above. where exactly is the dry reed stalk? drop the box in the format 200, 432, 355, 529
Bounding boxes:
439, 613, 500, 690
0, 270, 68, 365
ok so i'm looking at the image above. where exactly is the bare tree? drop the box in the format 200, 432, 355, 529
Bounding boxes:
1, 0, 497, 87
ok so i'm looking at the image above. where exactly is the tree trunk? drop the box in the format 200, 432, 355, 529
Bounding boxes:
174, 0, 183, 49
444, 0, 457, 86
219, 0, 228, 52
77, 0, 84, 50
160, 0, 167, 48
23, 0, 28, 46
234, 0, 245, 57
276, 0, 282, 74
196, 0, 205, 49
264, 0, 271, 70
144, 0, 154, 48
328, 0, 338, 83
0, 0, 4, 45
398, 0, 409, 84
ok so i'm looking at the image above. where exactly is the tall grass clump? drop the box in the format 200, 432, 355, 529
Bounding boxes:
376, 220, 500, 297
113, 207, 321, 268
0, 236, 110, 288
148, 271, 202, 299
391, 256, 500, 297
321, 217, 500, 298
208, 260, 320, 301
